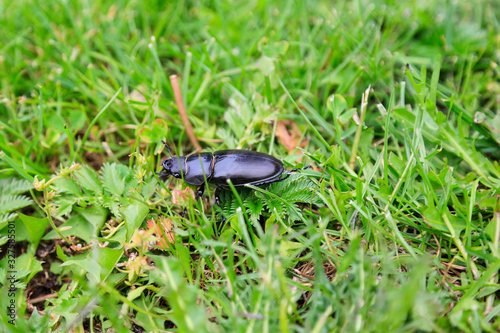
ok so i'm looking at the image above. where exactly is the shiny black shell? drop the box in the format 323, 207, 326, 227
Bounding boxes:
184, 153, 214, 186
211, 150, 284, 187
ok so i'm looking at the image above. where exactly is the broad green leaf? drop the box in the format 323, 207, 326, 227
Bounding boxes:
43, 215, 86, 242
258, 37, 288, 59
54, 177, 82, 196
94, 247, 123, 280
56, 244, 68, 262
141, 176, 158, 199
17, 213, 49, 249
44, 206, 107, 242
479, 195, 500, 210
485, 212, 500, 252
127, 285, 149, 301
138, 118, 169, 143
325, 145, 342, 169
75, 165, 103, 194
61, 257, 102, 284
134, 311, 166, 332
121, 197, 149, 240
338, 108, 356, 126
27, 307, 51, 331
100, 163, 126, 195
14, 253, 44, 283
54, 196, 78, 217
279, 240, 303, 258
175, 237, 192, 282
327, 94, 348, 115
78, 206, 108, 236
423, 205, 466, 233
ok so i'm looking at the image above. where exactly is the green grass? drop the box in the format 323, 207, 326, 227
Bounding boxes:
1, 0, 500, 331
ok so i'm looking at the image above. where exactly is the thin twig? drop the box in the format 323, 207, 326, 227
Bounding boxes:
170, 75, 202, 151
29, 292, 58, 304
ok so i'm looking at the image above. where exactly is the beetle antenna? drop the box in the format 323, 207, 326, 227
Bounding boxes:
161, 140, 174, 157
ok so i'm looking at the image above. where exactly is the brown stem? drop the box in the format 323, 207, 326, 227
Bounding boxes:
169, 75, 202, 151
29, 293, 58, 304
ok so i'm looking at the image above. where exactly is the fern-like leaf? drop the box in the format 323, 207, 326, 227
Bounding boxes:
0, 195, 33, 215
100, 163, 126, 196
217, 173, 322, 223
244, 195, 264, 218
75, 165, 103, 194
102, 196, 121, 218
267, 198, 287, 216
264, 174, 322, 222
0, 178, 33, 196
281, 182, 322, 205
220, 189, 246, 219
54, 197, 78, 217
0, 213, 18, 225
54, 177, 82, 196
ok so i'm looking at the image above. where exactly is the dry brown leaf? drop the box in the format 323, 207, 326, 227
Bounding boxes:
172, 187, 195, 205
147, 216, 175, 251
275, 120, 309, 154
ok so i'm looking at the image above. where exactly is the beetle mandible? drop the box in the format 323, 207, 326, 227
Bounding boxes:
158, 141, 301, 214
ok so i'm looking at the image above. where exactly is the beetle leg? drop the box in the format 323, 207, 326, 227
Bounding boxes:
249, 173, 289, 187
195, 184, 205, 201
214, 187, 227, 228
289, 165, 312, 173
244, 164, 309, 187
214, 187, 222, 208
180, 208, 187, 219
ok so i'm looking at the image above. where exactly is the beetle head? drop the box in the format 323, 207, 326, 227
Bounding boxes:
159, 141, 186, 179
161, 157, 185, 179
160, 158, 173, 177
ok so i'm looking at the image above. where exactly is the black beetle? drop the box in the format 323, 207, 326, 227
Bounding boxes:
158, 141, 301, 216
